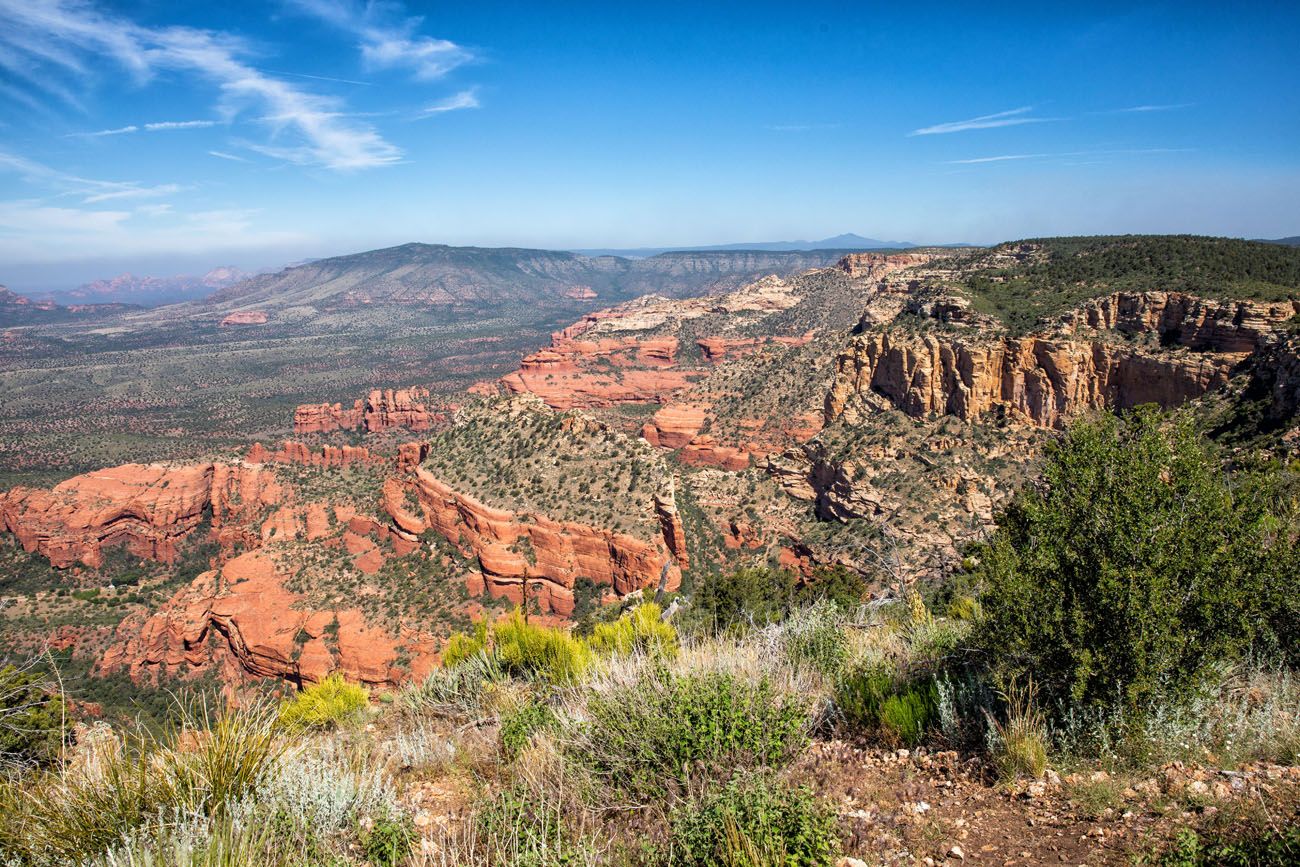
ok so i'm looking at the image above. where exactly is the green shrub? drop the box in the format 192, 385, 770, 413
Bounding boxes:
442, 620, 488, 667
781, 600, 849, 676
499, 699, 559, 760
573, 669, 809, 800
398, 650, 503, 720
972, 407, 1298, 717
588, 602, 679, 659
363, 813, 415, 867
683, 567, 796, 636
666, 775, 840, 867
836, 663, 938, 746
0, 664, 70, 769
278, 673, 369, 730
493, 610, 592, 684
1148, 821, 1300, 866
792, 565, 866, 611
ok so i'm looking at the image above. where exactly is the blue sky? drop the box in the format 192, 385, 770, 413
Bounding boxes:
1, 1, 1298, 289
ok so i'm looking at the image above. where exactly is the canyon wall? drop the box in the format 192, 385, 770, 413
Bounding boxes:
381, 468, 683, 617
293, 387, 449, 434
99, 550, 438, 688
827, 292, 1298, 429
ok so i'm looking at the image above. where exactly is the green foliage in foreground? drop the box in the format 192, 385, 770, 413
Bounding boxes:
492, 610, 594, 684
588, 602, 679, 659
666, 775, 840, 867
0, 701, 283, 865
1149, 822, 1300, 867
0, 665, 69, 769
278, 673, 369, 731
971, 407, 1299, 717
835, 663, 939, 747
499, 698, 559, 760
681, 567, 796, 636
572, 669, 809, 800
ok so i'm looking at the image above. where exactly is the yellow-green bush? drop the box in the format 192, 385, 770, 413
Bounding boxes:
278, 673, 370, 730
588, 603, 679, 659
492, 610, 592, 684
443, 620, 488, 667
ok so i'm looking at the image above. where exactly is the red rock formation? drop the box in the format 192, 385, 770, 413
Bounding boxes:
293, 388, 452, 434
0, 464, 217, 569
293, 400, 364, 434
99, 550, 438, 688
641, 404, 708, 449
678, 436, 752, 471
563, 286, 598, 300
247, 440, 376, 468
219, 310, 268, 326
396, 441, 430, 472
501, 336, 698, 409
382, 469, 681, 616
695, 334, 813, 362
0, 461, 291, 570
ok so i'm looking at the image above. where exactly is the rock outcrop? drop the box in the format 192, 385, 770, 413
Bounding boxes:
4, 465, 223, 568
293, 388, 450, 434
0, 460, 297, 570
246, 441, 377, 467
501, 335, 696, 409
837, 252, 934, 280
219, 310, 268, 326
100, 550, 438, 688
827, 293, 1298, 429
381, 469, 682, 616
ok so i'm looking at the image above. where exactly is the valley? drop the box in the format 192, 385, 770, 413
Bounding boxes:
2, 235, 1296, 701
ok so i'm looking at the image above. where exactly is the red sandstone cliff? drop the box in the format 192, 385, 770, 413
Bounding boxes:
380, 469, 683, 617
99, 550, 438, 688
293, 388, 451, 434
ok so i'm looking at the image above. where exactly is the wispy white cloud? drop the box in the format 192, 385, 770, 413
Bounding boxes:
0, 199, 131, 233
0, 0, 401, 170
144, 119, 217, 130
0, 149, 181, 203
1104, 103, 1195, 114
418, 88, 479, 117
74, 125, 140, 137
947, 153, 1046, 164
909, 106, 1059, 136
208, 150, 249, 162
946, 147, 1193, 165
82, 183, 182, 203
68, 119, 216, 138
287, 0, 474, 81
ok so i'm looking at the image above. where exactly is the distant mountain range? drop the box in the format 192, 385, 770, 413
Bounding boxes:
191, 243, 857, 321
44, 266, 254, 307
572, 233, 918, 258
1259, 236, 1300, 247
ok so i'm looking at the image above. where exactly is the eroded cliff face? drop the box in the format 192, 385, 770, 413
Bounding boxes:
0, 462, 287, 569
827, 293, 1298, 430
293, 388, 452, 434
379, 469, 683, 617
99, 550, 439, 688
